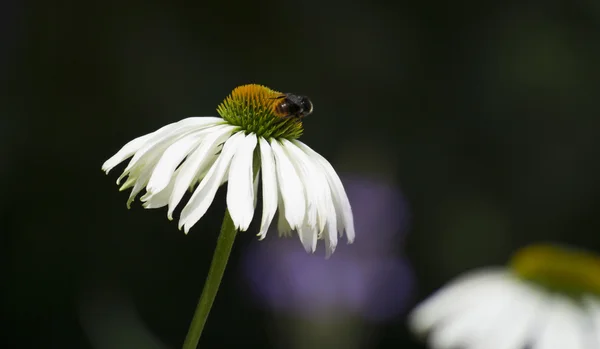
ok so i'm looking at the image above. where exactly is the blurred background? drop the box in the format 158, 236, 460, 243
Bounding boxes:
3, 0, 600, 348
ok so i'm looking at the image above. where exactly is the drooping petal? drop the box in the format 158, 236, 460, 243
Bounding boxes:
226, 133, 258, 231
281, 139, 340, 254
120, 150, 171, 209
257, 137, 278, 240
281, 140, 336, 235
116, 117, 225, 184
320, 159, 354, 241
179, 131, 245, 233
146, 130, 207, 194
279, 140, 318, 230
318, 175, 338, 256
167, 125, 236, 219
105, 119, 193, 178
102, 132, 155, 174
297, 222, 317, 253
270, 139, 306, 231
140, 169, 180, 209
125, 168, 153, 209
293, 140, 355, 243
323, 197, 338, 255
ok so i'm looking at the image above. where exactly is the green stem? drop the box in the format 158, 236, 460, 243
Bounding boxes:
182, 210, 237, 349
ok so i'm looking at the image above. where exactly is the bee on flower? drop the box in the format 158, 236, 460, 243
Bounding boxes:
102, 84, 354, 256
409, 243, 600, 349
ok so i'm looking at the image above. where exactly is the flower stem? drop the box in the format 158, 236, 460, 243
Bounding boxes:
182, 209, 237, 349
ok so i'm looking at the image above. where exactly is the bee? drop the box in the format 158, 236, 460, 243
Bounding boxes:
271, 93, 314, 119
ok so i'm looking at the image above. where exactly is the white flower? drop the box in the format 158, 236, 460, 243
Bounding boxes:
102, 84, 354, 256
409, 244, 600, 349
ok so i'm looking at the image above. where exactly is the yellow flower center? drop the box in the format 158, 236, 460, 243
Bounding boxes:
510, 243, 600, 297
216, 84, 304, 140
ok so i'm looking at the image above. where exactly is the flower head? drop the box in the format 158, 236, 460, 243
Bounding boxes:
409, 243, 600, 349
102, 84, 354, 255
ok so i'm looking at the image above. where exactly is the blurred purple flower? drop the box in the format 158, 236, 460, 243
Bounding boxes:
242, 175, 414, 322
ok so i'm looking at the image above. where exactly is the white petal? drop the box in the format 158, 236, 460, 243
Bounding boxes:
279, 141, 318, 229
124, 168, 152, 209
179, 131, 245, 233
270, 139, 306, 231
167, 125, 236, 219
146, 130, 207, 194
530, 296, 587, 349
409, 268, 509, 335
297, 223, 317, 253
428, 275, 538, 349
104, 118, 193, 176
102, 132, 155, 174
117, 117, 225, 184
141, 169, 180, 209
292, 140, 354, 243
281, 140, 334, 229
429, 296, 501, 348
119, 147, 171, 209
281, 140, 338, 253
319, 178, 338, 255
469, 282, 546, 349
323, 197, 338, 255
257, 137, 278, 240
226, 133, 258, 231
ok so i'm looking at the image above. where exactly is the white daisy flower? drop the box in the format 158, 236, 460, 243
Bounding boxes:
102, 84, 354, 256
409, 243, 600, 349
